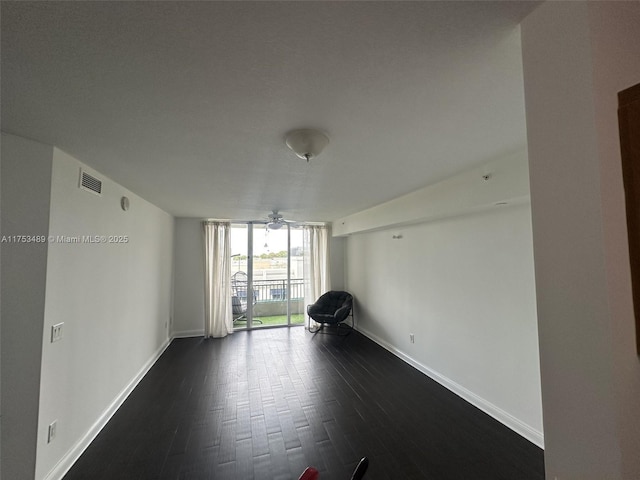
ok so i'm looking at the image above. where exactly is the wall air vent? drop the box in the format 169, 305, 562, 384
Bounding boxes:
79, 169, 102, 196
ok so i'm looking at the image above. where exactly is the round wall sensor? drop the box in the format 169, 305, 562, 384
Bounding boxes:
121, 196, 130, 211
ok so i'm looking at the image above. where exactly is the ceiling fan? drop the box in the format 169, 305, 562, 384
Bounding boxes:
266, 210, 290, 230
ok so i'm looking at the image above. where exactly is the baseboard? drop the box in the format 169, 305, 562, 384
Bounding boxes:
171, 329, 205, 338
355, 326, 545, 449
42, 337, 172, 480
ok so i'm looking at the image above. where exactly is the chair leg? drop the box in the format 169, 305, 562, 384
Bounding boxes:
307, 310, 355, 336
308, 319, 324, 334
233, 314, 263, 325
350, 457, 369, 480
309, 322, 352, 336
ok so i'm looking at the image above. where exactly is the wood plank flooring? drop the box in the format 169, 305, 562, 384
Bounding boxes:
63, 327, 544, 480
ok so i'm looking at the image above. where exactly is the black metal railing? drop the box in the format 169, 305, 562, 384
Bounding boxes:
233, 277, 305, 303
252, 278, 304, 302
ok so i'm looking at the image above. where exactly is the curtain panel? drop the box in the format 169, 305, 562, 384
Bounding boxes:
303, 225, 331, 326
203, 221, 233, 338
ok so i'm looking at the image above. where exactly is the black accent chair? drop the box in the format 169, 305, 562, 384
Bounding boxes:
307, 290, 354, 334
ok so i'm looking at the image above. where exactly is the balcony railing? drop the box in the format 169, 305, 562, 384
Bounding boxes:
251, 278, 305, 302
232, 277, 306, 318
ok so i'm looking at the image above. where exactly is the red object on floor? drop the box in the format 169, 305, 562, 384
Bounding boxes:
298, 467, 320, 480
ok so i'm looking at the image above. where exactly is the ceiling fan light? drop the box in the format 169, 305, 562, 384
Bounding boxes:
285, 129, 329, 161
268, 221, 283, 230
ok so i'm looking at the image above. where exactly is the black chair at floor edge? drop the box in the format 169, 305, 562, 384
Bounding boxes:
231, 271, 261, 325
350, 457, 369, 480
298, 456, 368, 480
306, 290, 354, 335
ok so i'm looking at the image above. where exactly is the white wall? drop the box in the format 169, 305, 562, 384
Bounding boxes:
329, 235, 346, 291
34, 149, 174, 480
1, 133, 54, 480
522, 2, 640, 478
344, 202, 543, 446
173, 218, 205, 336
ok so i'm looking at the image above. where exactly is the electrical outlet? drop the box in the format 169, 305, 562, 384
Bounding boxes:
48, 420, 57, 443
51, 323, 64, 343
410, 333, 415, 344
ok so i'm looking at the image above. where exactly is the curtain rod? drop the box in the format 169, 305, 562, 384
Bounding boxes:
204, 219, 326, 226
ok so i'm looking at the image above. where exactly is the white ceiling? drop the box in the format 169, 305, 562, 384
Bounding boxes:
1, 1, 539, 223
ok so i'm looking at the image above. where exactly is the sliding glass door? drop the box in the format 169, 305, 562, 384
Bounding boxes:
230, 223, 305, 329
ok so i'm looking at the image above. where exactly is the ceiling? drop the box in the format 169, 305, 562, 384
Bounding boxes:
1, 1, 539, 223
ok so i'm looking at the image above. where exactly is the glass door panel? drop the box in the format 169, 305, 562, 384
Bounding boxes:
252, 224, 289, 327
289, 227, 305, 325
230, 224, 251, 329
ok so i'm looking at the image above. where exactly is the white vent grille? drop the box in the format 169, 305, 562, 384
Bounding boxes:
79, 169, 102, 195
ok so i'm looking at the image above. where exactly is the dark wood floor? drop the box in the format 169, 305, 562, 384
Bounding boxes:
63, 327, 544, 480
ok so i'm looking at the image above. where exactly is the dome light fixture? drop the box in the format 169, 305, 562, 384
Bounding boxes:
285, 129, 329, 162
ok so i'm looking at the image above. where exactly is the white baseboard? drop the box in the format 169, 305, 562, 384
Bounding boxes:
355, 325, 544, 449
171, 329, 204, 338
43, 338, 172, 480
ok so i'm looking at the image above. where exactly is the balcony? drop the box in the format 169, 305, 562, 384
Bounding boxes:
234, 278, 306, 327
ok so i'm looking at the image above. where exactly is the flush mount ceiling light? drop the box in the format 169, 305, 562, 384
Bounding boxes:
285, 129, 329, 162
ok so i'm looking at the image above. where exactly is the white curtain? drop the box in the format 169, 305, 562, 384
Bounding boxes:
203, 221, 233, 338
303, 225, 331, 326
